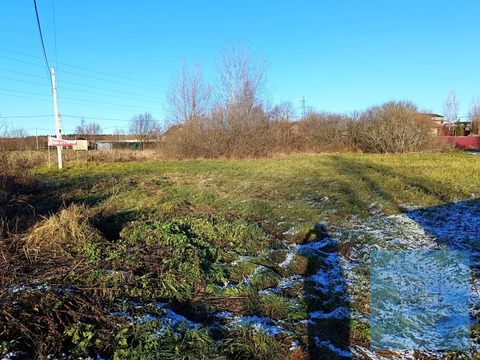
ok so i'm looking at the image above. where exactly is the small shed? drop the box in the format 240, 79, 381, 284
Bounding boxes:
72, 139, 89, 151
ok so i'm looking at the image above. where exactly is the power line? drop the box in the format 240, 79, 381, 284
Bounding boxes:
59, 85, 160, 103
32, 0, 51, 84
52, 0, 58, 71
0, 55, 46, 69
0, 68, 47, 79
57, 62, 165, 90
0, 48, 166, 89
62, 115, 132, 122
0, 88, 50, 98
0, 75, 49, 88
0, 89, 160, 113
0, 69, 162, 104
0, 91, 52, 102
0, 115, 53, 119
0, 62, 164, 100
57, 95, 162, 112
58, 68, 166, 92
57, 79, 162, 101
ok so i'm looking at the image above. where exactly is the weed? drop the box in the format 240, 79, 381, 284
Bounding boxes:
249, 269, 281, 290
229, 260, 258, 283
23, 203, 103, 263
223, 326, 291, 360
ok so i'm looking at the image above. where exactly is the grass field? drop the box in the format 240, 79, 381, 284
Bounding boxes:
1, 152, 480, 359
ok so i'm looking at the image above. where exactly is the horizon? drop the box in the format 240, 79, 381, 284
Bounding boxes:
1, 1, 479, 136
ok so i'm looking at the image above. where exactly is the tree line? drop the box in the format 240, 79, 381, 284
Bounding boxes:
158, 44, 450, 157
2, 44, 479, 155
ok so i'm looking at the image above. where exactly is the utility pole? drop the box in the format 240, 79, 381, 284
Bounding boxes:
35, 127, 39, 150
51, 67, 62, 169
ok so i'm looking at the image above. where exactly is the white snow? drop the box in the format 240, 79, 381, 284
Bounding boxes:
226, 315, 290, 336
278, 251, 295, 268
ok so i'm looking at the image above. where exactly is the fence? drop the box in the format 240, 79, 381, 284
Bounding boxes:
441, 136, 480, 149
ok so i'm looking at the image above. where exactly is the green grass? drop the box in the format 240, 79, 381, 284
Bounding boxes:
2, 152, 479, 359
33, 152, 480, 222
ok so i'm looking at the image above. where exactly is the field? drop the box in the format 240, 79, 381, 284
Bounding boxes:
1, 152, 480, 359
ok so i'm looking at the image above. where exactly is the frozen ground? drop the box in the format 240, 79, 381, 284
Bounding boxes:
20, 199, 472, 360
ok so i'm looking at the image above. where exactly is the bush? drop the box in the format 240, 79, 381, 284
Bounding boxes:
351, 101, 441, 153
299, 112, 352, 152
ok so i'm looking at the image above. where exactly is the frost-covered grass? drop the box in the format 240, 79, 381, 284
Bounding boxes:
1, 152, 479, 359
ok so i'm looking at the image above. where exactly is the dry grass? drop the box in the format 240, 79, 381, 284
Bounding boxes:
11, 149, 160, 166
63, 149, 159, 162
23, 203, 102, 262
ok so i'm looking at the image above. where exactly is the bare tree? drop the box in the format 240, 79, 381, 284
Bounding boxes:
166, 61, 211, 126
0, 119, 8, 150
9, 127, 28, 139
468, 98, 480, 135
75, 118, 87, 137
443, 90, 459, 126
76, 118, 102, 141
270, 101, 296, 123
215, 43, 268, 131
129, 112, 159, 149
86, 122, 101, 142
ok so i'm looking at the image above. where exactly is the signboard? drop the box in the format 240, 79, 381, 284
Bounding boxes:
48, 137, 77, 147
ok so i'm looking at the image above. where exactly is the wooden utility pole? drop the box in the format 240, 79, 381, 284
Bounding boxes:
51, 67, 62, 169
35, 127, 39, 150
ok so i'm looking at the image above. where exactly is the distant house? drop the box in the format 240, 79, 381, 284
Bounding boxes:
417, 113, 445, 136
425, 113, 445, 126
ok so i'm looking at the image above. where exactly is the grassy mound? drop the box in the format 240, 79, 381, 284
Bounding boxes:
23, 203, 103, 262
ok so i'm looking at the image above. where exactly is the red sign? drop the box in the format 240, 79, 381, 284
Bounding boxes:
48, 137, 77, 147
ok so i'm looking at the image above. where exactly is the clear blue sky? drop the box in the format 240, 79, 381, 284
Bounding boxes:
1, 1, 479, 135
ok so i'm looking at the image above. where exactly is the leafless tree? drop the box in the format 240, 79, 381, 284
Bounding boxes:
443, 90, 459, 125
166, 61, 211, 126
129, 112, 159, 149
468, 98, 480, 135
215, 43, 268, 131
0, 119, 8, 150
75, 118, 102, 141
0, 119, 8, 137
270, 101, 296, 123
8, 127, 28, 139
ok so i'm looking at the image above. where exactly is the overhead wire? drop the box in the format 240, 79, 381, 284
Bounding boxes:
0, 48, 166, 90
0, 68, 161, 105
32, 0, 51, 85
0, 75, 51, 88
0, 115, 53, 119
0, 55, 47, 69
62, 115, 132, 122
52, 0, 58, 72
0, 88, 51, 97
57, 95, 162, 112
0, 92, 52, 102
0, 68, 47, 79
56, 79, 162, 101
57, 68, 166, 92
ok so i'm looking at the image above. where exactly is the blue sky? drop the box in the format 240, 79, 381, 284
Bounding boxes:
1, 1, 479, 135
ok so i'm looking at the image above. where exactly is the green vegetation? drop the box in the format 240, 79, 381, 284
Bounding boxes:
1, 152, 479, 359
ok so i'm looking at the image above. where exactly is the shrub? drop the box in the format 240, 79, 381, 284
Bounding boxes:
351, 101, 440, 153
